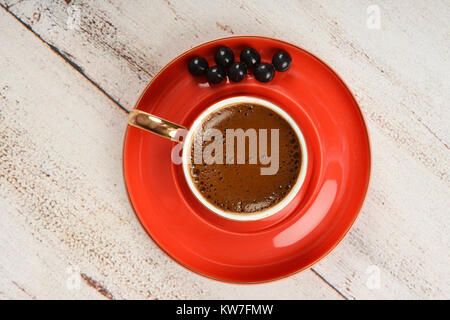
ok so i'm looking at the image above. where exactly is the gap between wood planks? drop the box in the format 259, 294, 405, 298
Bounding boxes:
0, 3, 128, 114
310, 268, 348, 300
0, 3, 350, 300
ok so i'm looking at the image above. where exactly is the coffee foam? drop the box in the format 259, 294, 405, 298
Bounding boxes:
188, 103, 302, 215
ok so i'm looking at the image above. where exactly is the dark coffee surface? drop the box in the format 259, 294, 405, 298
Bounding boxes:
189, 103, 301, 215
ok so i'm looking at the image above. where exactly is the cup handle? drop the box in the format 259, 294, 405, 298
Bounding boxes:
128, 109, 187, 142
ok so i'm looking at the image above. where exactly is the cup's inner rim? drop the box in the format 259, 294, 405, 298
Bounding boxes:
181, 96, 308, 221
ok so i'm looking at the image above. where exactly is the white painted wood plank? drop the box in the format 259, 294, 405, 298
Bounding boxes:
1, 0, 449, 298
0, 8, 342, 300
2, 0, 448, 181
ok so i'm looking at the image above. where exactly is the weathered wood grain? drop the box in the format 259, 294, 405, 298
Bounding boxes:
0, 7, 342, 300
0, 0, 449, 299
1, 0, 448, 182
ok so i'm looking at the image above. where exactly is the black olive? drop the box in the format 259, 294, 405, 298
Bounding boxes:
214, 46, 234, 68
254, 63, 275, 82
240, 47, 261, 68
188, 56, 209, 76
227, 62, 247, 82
206, 65, 226, 84
272, 50, 292, 72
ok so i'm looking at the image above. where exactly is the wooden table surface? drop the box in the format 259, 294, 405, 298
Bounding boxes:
0, 0, 448, 300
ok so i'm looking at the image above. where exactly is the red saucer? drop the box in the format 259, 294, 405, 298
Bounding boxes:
123, 36, 371, 283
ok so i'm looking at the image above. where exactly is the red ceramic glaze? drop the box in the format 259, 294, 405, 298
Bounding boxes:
123, 36, 371, 283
